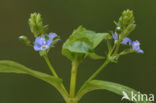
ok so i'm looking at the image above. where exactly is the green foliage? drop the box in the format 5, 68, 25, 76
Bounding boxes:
62, 26, 111, 62
0, 9, 147, 103
28, 13, 48, 37
0, 60, 68, 100
76, 80, 152, 103
0, 60, 61, 87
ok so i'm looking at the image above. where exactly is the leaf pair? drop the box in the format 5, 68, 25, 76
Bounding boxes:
62, 26, 111, 62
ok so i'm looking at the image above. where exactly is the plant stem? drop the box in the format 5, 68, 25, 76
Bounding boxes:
43, 54, 58, 78
114, 43, 120, 54
76, 58, 110, 97
66, 98, 78, 103
43, 54, 69, 101
88, 59, 110, 82
70, 60, 79, 97
114, 28, 129, 54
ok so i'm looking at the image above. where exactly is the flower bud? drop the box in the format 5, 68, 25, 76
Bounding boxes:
116, 10, 136, 37
118, 10, 135, 28
28, 13, 48, 37
126, 24, 136, 33
19, 35, 31, 46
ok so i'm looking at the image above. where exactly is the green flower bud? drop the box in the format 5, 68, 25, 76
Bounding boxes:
118, 10, 135, 28
28, 13, 48, 37
126, 24, 136, 33
116, 9, 136, 37
19, 35, 31, 46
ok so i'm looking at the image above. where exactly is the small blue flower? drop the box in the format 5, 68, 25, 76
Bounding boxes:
112, 32, 118, 42
116, 27, 121, 30
112, 32, 131, 45
34, 33, 58, 51
132, 40, 144, 53
121, 37, 132, 45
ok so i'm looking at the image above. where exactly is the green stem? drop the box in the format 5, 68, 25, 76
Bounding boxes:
119, 50, 134, 56
114, 28, 127, 54
77, 58, 110, 97
59, 84, 69, 102
114, 40, 121, 54
70, 60, 79, 97
43, 54, 69, 101
87, 59, 110, 82
66, 98, 78, 103
43, 54, 58, 78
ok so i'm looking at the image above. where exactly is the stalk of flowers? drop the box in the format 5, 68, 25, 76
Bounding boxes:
112, 31, 144, 54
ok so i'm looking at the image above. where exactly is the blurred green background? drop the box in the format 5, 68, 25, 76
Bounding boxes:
0, 0, 156, 103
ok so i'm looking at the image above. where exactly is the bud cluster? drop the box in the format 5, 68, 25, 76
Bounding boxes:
116, 10, 136, 36
28, 13, 48, 37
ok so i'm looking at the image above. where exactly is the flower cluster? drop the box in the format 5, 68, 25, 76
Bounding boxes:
18, 13, 61, 56
34, 33, 59, 51
112, 32, 144, 53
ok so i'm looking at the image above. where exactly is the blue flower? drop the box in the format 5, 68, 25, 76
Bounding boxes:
116, 27, 121, 30
112, 32, 118, 42
121, 37, 132, 45
112, 32, 131, 45
34, 33, 58, 51
132, 40, 144, 53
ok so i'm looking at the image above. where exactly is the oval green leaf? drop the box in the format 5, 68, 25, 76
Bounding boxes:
62, 26, 111, 61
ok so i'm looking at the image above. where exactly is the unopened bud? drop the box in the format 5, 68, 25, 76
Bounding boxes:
28, 13, 48, 37
19, 35, 31, 46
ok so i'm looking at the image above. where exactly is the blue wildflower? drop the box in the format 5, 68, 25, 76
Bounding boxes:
121, 37, 132, 45
112, 32, 131, 45
34, 33, 58, 51
112, 32, 118, 42
116, 27, 121, 30
132, 40, 144, 53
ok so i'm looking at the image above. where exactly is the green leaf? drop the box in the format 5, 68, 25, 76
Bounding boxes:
77, 80, 152, 103
62, 26, 111, 61
0, 60, 68, 100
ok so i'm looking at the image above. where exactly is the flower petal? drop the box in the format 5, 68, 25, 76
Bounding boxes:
132, 40, 144, 53
48, 33, 57, 39
138, 49, 144, 53
112, 32, 118, 41
34, 45, 42, 51
35, 36, 46, 46
47, 33, 59, 46
46, 39, 52, 46
121, 37, 132, 45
